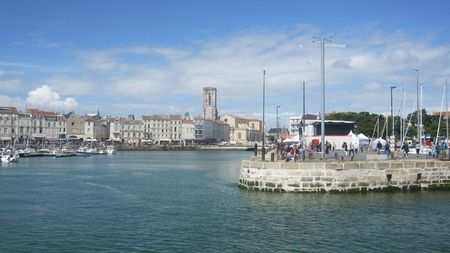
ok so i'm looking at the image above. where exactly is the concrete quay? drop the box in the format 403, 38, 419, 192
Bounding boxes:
239, 158, 450, 193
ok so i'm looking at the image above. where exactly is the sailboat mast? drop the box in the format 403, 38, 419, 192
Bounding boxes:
446, 79, 448, 141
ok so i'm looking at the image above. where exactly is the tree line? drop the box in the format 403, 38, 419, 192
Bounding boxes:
326, 110, 450, 140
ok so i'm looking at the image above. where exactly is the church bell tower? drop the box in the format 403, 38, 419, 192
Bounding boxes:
203, 87, 218, 121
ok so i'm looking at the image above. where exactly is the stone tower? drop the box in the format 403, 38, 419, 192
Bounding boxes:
203, 87, 218, 121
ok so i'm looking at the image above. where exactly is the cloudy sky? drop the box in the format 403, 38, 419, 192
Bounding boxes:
0, 0, 449, 128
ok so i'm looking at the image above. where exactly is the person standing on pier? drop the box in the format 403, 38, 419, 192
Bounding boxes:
376, 141, 382, 154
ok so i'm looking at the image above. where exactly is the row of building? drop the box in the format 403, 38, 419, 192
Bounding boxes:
0, 107, 264, 146
0, 87, 264, 146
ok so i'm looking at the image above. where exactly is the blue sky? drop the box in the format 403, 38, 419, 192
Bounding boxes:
1, 0, 449, 128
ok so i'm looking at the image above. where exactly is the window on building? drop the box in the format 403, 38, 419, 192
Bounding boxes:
238, 133, 241, 139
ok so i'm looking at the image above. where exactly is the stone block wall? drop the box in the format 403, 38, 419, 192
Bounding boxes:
239, 160, 450, 193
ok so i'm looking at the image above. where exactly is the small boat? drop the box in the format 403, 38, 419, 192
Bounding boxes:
106, 145, 116, 155
76, 147, 95, 156
1, 150, 19, 163
55, 151, 77, 158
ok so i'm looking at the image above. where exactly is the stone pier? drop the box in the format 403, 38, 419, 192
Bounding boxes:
238, 159, 450, 193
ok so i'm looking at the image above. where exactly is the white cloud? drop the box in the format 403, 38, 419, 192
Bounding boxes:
26, 85, 78, 111
0, 95, 25, 109
45, 76, 95, 96
9, 23, 448, 119
0, 79, 23, 93
79, 51, 118, 71
362, 82, 384, 93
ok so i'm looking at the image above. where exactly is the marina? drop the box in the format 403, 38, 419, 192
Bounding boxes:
0, 151, 449, 252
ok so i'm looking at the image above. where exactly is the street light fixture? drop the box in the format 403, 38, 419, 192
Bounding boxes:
262, 70, 266, 161
312, 36, 347, 159
313, 36, 332, 159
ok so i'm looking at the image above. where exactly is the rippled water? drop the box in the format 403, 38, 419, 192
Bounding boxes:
0, 151, 449, 252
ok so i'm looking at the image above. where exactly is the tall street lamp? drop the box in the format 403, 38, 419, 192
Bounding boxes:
262, 70, 266, 161
300, 37, 345, 159
276, 105, 280, 142
390, 86, 396, 139
313, 37, 332, 159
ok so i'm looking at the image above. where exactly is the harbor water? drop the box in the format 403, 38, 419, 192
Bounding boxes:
0, 151, 449, 252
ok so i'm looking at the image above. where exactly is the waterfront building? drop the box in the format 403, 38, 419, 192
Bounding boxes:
1, 107, 65, 145
57, 114, 67, 140
0, 107, 19, 145
27, 108, 59, 141
219, 114, 263, 145
121, 115, 143, 145
181, 114, 195, 145
17, 110, 32, 143
108, 117, 124, 143
84, 112, 109, 142
203, 87, 218, 121
67, 112, 86, 140
194, 117, 230, 144
142, 114, 182, 144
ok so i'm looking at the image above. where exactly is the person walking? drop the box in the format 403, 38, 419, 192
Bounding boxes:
376, 141, 382, 154
349, 142, 354, 157
401, 142, 409, 157
342, 142, 348, 156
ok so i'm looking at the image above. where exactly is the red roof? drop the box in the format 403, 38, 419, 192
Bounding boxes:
27, 108, 57, 116
0, 107, 19, 114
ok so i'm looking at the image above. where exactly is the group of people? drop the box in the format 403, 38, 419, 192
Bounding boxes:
276, 140, 363, 162
376, 140, 449, 159
431, 141, 448, 159
341, 141, 363, 156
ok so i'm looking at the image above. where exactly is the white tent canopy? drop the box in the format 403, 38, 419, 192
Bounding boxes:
357, 133, 370, 144
357, 133, 369, 141
370, 137, 386, 150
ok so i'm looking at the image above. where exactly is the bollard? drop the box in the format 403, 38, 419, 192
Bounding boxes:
254, 143, 258, 157
270, 153, 275, 162
261, 147, 265, 161
341, 156, 344, 161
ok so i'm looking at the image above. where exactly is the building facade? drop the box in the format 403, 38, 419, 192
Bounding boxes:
142, 114, 182, 143
0, 107, 19, 144
220, 114, 263, 144
193, 117, 230, 144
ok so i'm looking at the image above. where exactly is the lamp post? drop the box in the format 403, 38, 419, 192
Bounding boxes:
313, 36, 332, 159
413, 68, 420, 150
262, 70, 266, 161
276, 105, 280, 142
390, 86, 396, 139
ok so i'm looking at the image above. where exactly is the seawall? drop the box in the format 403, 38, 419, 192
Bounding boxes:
239, 159, 450, 193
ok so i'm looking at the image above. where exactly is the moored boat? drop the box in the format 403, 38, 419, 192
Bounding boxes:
1, 149, 19, 163
106, 145, 116, 154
